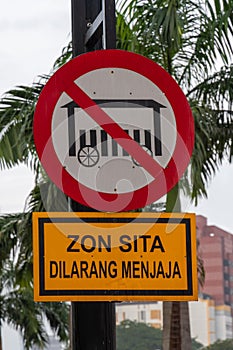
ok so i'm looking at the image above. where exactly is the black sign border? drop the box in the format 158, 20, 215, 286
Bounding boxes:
37, 216, 193, 297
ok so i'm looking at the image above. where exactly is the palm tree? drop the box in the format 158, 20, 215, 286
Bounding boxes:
0, 185, 70, 349
0, 71, 71, 348
116, 1, 233, 349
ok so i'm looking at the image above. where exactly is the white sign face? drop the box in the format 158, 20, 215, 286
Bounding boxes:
51, 68, 177, 194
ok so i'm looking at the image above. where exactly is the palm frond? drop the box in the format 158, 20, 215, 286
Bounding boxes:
187, 64, 233, 108
4, 288, 48, 349
117, 0, 184, 71
0, 203, 70, 348
190, 101, 233, 202
53, 41, 73, 70
0, 213, 23, 267
116, 11, 140, 51
40, 302, 70, 342
176, 0, 233, 89
187, 65, 233, 201
0, 78, 48, 173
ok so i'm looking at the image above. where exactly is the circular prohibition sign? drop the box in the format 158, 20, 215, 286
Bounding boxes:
33, 50, 194, 212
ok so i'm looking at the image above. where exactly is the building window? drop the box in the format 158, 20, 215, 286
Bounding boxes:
225, 295, 230, 305
140, 310, 146, 322
150, 310, 161, 320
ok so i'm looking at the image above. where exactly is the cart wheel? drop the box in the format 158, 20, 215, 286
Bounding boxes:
78, 146, 100, 167
132, 146, 152, 166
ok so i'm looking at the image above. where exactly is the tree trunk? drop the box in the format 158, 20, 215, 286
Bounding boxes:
163, 185, 192, 350
162, 302, 173, 350
162, 301, 191, 350
180, 302, 191, 349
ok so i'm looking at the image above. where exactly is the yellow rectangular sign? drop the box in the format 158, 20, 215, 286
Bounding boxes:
33, 212, 197, 301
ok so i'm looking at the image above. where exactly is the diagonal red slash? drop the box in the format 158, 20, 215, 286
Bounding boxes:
64, 81, 162, 179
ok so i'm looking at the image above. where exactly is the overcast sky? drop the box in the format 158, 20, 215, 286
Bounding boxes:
0, 0, 233, 237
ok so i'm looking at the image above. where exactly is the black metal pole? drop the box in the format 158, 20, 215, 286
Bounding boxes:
70, 1, 116, 349
71, 301, 116, 350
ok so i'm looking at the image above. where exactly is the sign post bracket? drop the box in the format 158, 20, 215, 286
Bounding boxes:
71, 0, 116, 56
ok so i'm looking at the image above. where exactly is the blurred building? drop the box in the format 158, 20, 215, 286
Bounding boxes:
116, 297, 232, 347
116, 215, 233, 347
116, 301, 163, 329
197, 215, 233, 308
189, 295, 216, 346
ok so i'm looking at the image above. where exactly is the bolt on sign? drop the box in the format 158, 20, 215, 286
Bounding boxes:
33, 212, 198, 302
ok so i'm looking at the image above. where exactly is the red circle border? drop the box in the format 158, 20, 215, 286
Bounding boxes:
33, 50, 194, 212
